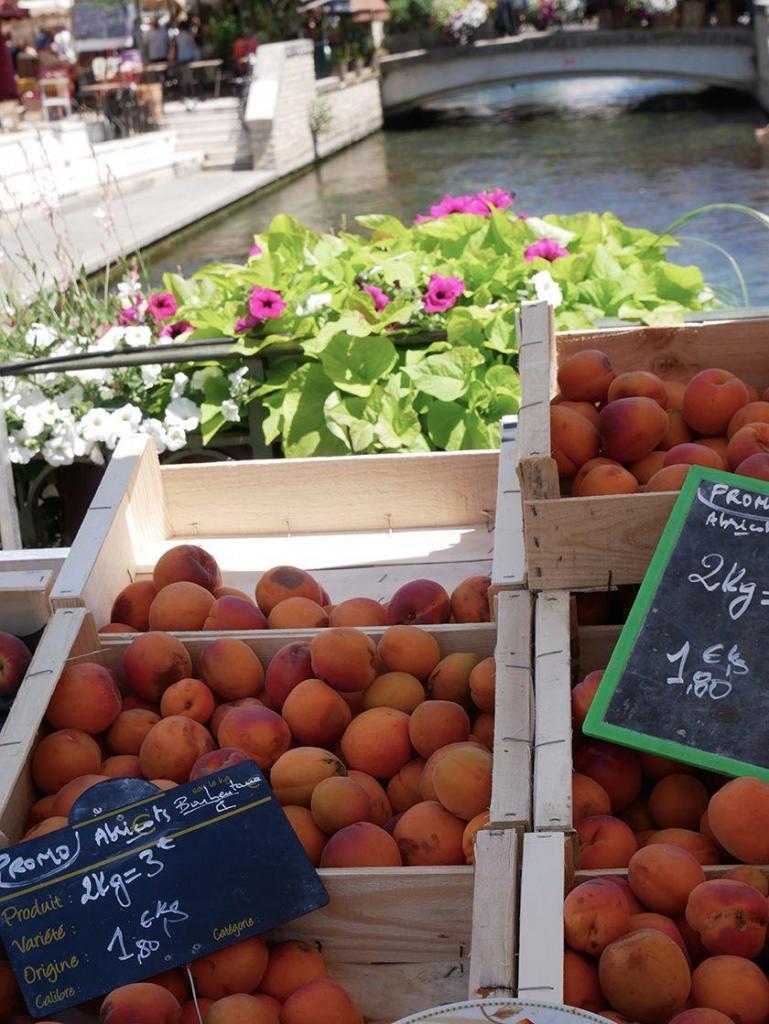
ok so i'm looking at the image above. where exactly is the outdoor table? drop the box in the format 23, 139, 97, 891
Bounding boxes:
142, 61, 169, 82
186, 58, 222, 97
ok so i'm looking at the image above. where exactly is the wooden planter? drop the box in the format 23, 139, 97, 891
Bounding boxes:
512, 302, 769, 592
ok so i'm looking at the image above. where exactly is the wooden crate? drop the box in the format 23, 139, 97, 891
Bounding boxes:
489, 416, 526, 596
0, 569, 52, 637
0, 606, 530, 1024
513, 300, 769, 591
50, 436, 501, 630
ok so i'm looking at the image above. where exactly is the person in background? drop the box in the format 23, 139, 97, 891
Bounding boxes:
174, 17, 199, 106
35, 28, 52, 51
232, 32, 257, 76
53, 26, 76, 64
147, 17, 169, 62
493, 0, 521, 34
0, 32, 18, 102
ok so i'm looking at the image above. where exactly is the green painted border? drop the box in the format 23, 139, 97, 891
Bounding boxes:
583, 465, 769, 781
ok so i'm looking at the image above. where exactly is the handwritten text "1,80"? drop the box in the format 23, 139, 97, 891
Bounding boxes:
666, 641, 748, 701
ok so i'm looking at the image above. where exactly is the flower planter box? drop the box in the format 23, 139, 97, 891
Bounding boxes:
510, 301, 769, 592
0, 604, 531, 1021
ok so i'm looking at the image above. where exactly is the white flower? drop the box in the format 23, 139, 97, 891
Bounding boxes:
99, 386, 116, 401
138, 417, 168, 454
307, 292, 332, 313
42, 428, 75, 466
96, 325, 125, 351
67, 367, 112, 384
525, 217, 575, 246
25, 324, 56, 349
79, 407, 117, 446
141, 364, 163, 389
56, 384, 84, 410
228, 366, 249, 389
110, 404, 143, 442
165, 398, 200, 431
118, 278, 143, 301
88, 444, 106, 466
171, 372, 189, 399
221, 399, 240, 423
532, 269, 563, 310
17, 382, 46, 406
22, 399, 59, 436
123, 325, 152, 349
164, 423, 187, 451
9, 434, 37, 464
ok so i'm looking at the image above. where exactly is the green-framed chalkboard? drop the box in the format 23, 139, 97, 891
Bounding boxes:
583, 465, 769, 781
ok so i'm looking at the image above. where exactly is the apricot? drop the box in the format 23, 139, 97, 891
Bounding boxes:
218, 706, 291, 769
664, 443, 725, 471
664, 380, 687, 408
645, 465, 691, 491
471, 711, 494, 750
620, 798, 654, 834
320, 819, 401, 866
99, 754, 142, 780
670, 1012, 736, 1024
573, 740, 642, 812
25, 794, 56, 828
564, 949, 606, 1012
341, 707, 413, 778
387, 758, 426, 813
427, 653, 479, 706
686, 879, 768, 957
649, 774, 709, 830
149, 968, 188, 1004
283, 805, 327, 865
727, 422, 769, 470
205, 994, 277, 1024
683, 369, 749, 436
138, 715, 215, 783
450, 576, 491, 623
259, 941, 327, 1004
722, 866, 769, 896
432, 743, 491, 821
385, 578, 451, 625
661, 408, 695, 450
99, 982, 181, 1023
362, 671, 425, 714
270, 747, 346, 806
180, 999, 215, 1024
598, 929, 691, 1024
558, 349, 616, 402
377, 625, 440, 681
628, 912, 690, 963
100, 622, 138, 634
253, 994, 282, 1017
199, 637, 264, 700
708, 776, 769, 863
393, 800, 465, 865
408, 700, 470, 759
148, 581, 214, 631
329, 598, 386, 627
32, 728, 102, 793
211, 698, 263, 739
190, 936, 268, 999
23, 816, 68, 840
310, 776, 371, 833
122, 694, 157, 712
280, 978, 362, 1024
646, 829, 719, 865
628, 844, 705, 915
572, 670, 603, 728
264, 642, 313, 709
279, 678, 350, 746
576, 814, 637, 869
150, 778, 178, 790
214, 586, 253, 601
420, 741, 474, 801
691, 955, 769, 1024
256, 566, 323, 615
557, 399, 601, 427
466, 659, 494, 715
640, 752, 690, 781
698, 437, 730, 462
160, 677, 215, 723
552, 405, 600, 477
573, 463, 640, 497
727, 401, 769, 438
123, 631, 192, 703
599, 397, 668, 463
608, 371, 667, 407
189, 747, 250, 781
574, 772, 612, 822
564, 878, 631, 955
310, 628, 377, 692
52, 773, 108, 816
268, 597, 328, 630
153, 544, 220, 592
676, 914, 709, 967
461, 809, 490, 864
107, 709, 161, 755
631, 451, 667, 485
110, 579, 158, 632
737, 453, 769, 480
46, 661, 122, 737
347, 770, 392, 826
204, 596, 268, 631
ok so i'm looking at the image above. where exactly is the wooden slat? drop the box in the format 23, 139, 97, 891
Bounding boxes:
516, 301, 558, 472
328, 960, 468, 1024
0, 547, 67, 580
490, 416, 526, 593
0, 570, 52, 636
578, 623, 621, 675
516, 831, 566, 1003
534, 592, 573, 832
468, 828, 518, 998
490, 591, 533, 830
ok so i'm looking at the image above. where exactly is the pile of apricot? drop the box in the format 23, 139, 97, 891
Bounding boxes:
552, 349, 769, 495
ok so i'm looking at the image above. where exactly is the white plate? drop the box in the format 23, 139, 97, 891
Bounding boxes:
394, 1000, 611, 1024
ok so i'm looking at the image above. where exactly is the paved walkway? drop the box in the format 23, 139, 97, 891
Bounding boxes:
0, 165, 274, 298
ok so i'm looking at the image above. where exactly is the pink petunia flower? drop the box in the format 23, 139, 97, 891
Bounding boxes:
117, 304, 140, 326
362, 284, 391, 312
429, 193, 488, 219
147, 292, 178, 323
248, 286, 286, 321
235, 313, 259, 333
524, 238, 570, 262
159, 319, 195, 339
248, 243, 262, 258
422, 273, 465, 314
413, 213, 432, 224
478, 188, 515, 211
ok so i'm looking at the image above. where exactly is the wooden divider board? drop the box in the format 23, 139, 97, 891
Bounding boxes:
533, 592, 572, 832
516, 831, 567, 1004
490, 416, 526, 594
0, 570, 52, 636
468, 828, 519, 999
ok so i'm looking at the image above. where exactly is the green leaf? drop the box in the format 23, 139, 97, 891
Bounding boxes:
426, 400, 494, 450
405, 347, 485, 402
319, 335, 398, 398
485, 365, 521, 410
356, 213, 409, 238
280, 364, 349, 457
200, 371, 231, 444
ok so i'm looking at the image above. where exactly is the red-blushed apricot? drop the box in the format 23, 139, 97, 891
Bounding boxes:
598, 929, 691, 1023
462, 809, 490, 864
23, 816, 68, 841
722, 866, 769, 895
138, 716, 215, 783
708, 776, 769, 863
556, 399, 601, 427
676, 913, 709, 967
640, 752, 692, 781
432, 743, 492, 820
646, 829, 720, 865
153, 544, 220, 592
310, 628, 377, 692
199, 637, 264, 700
189, 747, 250, 781
727, 422, 769, 469
387, 758, 426, 813
281, 678, 351, 746
576, 814, 637, 869
205, 994, 277, 1024
385, 579, 451, 626
573, 740, 642, 812
32, 728, 102, 793
408, 700, 470, 758
471, 711, 494, 751
283, 805, 327, 865
255, 566, 323, 615
664, 380, 688, 408
339, 690, 365, 715
691, 956, 769, 1024
670, 1012, 736, 1024
46, 661, 122, 735
253, 994, 281, 1017
558, 349, 616, 402
150, 778, 177, 790
573, 457, 623, 495
631, 450, 667, 485
664, 443, 725, 471
608, 370, 668, 408
148, 581, 214, 632
552, 405, 600, 477
204, 596, 268, 631
377, 625, 441, 681
573, 463, 640, 497
728, 401, 769, 438
25, 794, 56, 828
122, 694, 158, 712
280, 978, 362, 1024
260, 941, 327, 1004
737, 452, 769, 480
628, 912, 690, 963
123, 631, 192, 703
599, 397, 668, 463
268, 597, 328, 630
393, 800, 465, 865
686, 879, 768, 957
469, 656, 495, 713
628, 843, 705, 915
99, 982, 181, 1023
190, 936, 268, 999
564, 948, 606, 1012
209, 698, 261, 739
214, 586, 254, 601
264, 642, 313, 709
271, 747, 346, 806
683, 369, 749, 436
101, 753, 143, 779
160, 677, 215, 723
347, 770, 392, 827
329, 598, 386, 628
148, 968, 188, 1004
564, 878, 631, 955
574, 772, 612, 822
110, 579, 158, 632
310, 776, 372, 833
52, 773, 108, 816
572, 670, 603, 728
179, 999, 214, 1024
218, 706, 291, 770
450, 576, 491, 623
697, 437, 729, 462
106, 708, 161, 755
427, 652, 480, 705
362, 671, 425, 714
320, 820, 401, 867
420, 742, 479, 801
660, 408, 695, 450
341, 707, 413, 778
100, 622, 137, 634
645, 465, 690, 492
747, 383, 760, 402
649, 774, 709, 830
602, 876, 644, 915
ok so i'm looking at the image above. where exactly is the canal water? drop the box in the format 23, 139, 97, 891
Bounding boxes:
150, 77, 769, 307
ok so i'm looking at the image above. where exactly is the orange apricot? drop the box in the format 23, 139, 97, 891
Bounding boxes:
310, 776, 372, 834
572, 670, 603, 728
377, 625, 440, 681
255, 566, 323, 615
552, 405, 600, 478
329, 598, 386, 627
599, 396, 669, 463
110, 579, 158, 632
664, 380, 688, 408
627, 912, 690, 963
148, 581, 214, 631
449, 576, 491, 623
691, 955, 769, 1024
573, 772, 612, 823
189, 936, 269, 999
32, 729, 102, 794
663, 443, 725, 471
686, 879, 768, 958
631, 450, 667, 485
683, 369, 749, 436
341, 707, 413, 778
106, 709, 161, 755
387, 758, 426, 813
282, 678, 351, 746
649, 774, 709, 830
270, 747, 346, 806
123, 631, 192, 703
310, 628, 378, 692
576, 814, 637, 869
557, 399, 601, 427
199, 637, 264, 700
722, 866, 769, 896
564, 878, 631, 955
264, 641, 313, 709
160, 677, 215, 723
362, 671, 425, 714
572, 463, 640, 497
205, 994, 277, 1024
469, 656, 495, 712
280, 978, 362, 1024
138, 716, 215, 783
217, 706, 291, 770
660, 408, 695, 450
260, 941, 327, 1004
46, 661, 121, 735
670, 1012, 736, 1024
283, 805, 327, 865
644, 465, 690, 492
320, 820, 402, 867
153, 544, 220, 592
427, 652, 480, 705
393, 800, 465, 866
573, 740, 642, 812
408, 700, 470, 759
564, 948, 605, 1012
52, 773, 108, 817
268, 597, 329, 630
646, 829, 719, 865
628, 843, 705, 915
727, 401, 769, 438
707, 776, 769, 863
727, 422, 769, 469
432, 743, 492, 820
471, 711, 494, 750
98, 982, 181, 1023
736, 452, 769, 480
598, 929, 691, 1024
203, 596, 268, 631
558, 349, 616, 402
608, 370, 668, 408
346, 770, 392, 827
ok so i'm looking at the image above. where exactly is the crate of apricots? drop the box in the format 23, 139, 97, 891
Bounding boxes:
513, 301, 769, 590
0, 544, 532, 1023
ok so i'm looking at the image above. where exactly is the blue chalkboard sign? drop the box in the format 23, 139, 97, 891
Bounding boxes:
0, 762, 328, 1018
